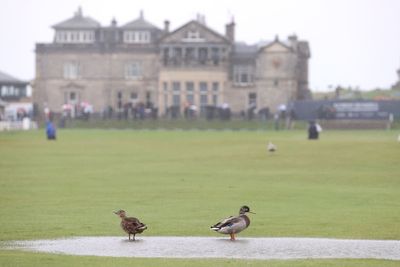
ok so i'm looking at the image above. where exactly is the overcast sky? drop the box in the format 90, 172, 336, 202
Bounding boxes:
1, 0, 400, 91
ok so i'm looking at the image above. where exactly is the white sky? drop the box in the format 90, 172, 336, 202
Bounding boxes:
1, 0, 400, 91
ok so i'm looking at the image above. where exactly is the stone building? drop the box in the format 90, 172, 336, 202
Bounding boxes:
0, 70, 31, 120
34, 8, 310, 118
0, 70, 29, 102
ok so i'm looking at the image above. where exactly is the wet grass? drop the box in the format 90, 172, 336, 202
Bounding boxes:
0, 129, 399, 266
1, 250, 400, 267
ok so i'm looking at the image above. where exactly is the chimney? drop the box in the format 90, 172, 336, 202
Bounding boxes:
75, 6, 83, 17
288, 34, 298, 49
225, 19, 235, 42
111, 17, 117, 27
164, 20, 170, 33
288, 34, 297, 42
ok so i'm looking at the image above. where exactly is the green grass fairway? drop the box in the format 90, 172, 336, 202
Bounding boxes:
0, 129, 399, 266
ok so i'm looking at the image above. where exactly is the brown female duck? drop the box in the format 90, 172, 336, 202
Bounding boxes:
114, 210, 147, 241
210, 205, 255, 241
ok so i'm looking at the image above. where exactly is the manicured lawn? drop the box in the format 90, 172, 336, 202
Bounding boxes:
0, 129, 399, 266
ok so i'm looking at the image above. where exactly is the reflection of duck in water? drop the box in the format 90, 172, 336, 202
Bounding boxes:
210, 206, 255, 241
114, 210, 147, 241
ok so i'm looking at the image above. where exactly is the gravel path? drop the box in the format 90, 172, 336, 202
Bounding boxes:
3, 236, 400, 260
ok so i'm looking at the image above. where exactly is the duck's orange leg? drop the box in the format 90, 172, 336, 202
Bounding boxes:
230, 233, 236, 241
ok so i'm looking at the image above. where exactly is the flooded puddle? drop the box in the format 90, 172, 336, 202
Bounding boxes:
2, 236, 400, 260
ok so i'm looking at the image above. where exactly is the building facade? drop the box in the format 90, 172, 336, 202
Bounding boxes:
0, 70, 32, 120
34, 8, 311, 118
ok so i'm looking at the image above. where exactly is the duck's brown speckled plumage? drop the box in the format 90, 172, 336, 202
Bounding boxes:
210, 205, 254, 241
114, 210, 147, 241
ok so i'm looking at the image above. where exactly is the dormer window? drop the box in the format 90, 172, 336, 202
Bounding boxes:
188, 31, 200, 39
55, 30, 95, 43
182, 30, 204, 42
123, 31, 150, 43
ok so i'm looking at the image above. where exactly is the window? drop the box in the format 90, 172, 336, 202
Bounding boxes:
63, 62, 80, 80
199, 82, 208, 112
117, 91, 123, 109
185, 48, 195, 62
186, 82, 194, 104
172, 81, 181, 108
0, 85, 19, 96
182, 30, 204, 42
249, 93, 257, 108
199, 82, 208, 93
212, 47, 220, 65
199, 48, 208, 64
233, 65, 254, 86
200, 95, 208, 109
64, 91, 80, 104
188, 31, 200, 39
130, 92, 138, 101
146, 92, 151, 107
172, 47, 183, 65
186, 82, 194, 92
212, 82, 219, 106
212, 82, 219, 92
124, 31, 150, 43
172, 81, 181, 92
163, 82, 169, 112
212, 95, 218, 106
125, 62, 141, 79
172, 95, 181, 106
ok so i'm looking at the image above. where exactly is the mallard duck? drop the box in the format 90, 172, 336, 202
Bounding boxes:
267, 141, 277, 153
210, 205, 255, 241
114, 210, 147, 241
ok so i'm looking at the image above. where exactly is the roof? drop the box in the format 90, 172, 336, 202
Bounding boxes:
259, 37, 293, 51
52, 7, 101, 29
0, 70, 26, 83
234, 42, 259, 54
160, 20, 230, 44
122, 11, 160, 30
231, 43, 258, 64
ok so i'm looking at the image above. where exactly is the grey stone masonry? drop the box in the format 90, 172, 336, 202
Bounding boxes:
34, 8, 310, 117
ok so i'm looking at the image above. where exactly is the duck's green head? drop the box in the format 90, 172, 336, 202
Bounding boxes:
240, 205, 255, 214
